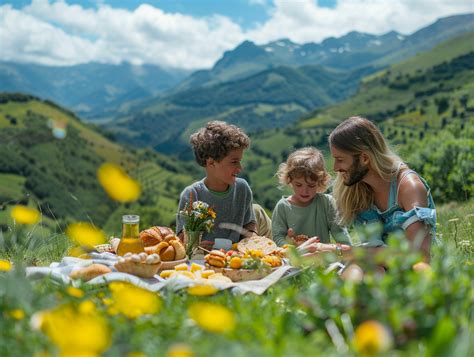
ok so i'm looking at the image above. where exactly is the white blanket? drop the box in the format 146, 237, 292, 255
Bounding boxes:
25, 253, 298, 295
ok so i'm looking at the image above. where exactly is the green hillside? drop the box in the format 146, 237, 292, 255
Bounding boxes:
0, 93, 198, 235
108, 65, 375, 157
246, 32, 474, 211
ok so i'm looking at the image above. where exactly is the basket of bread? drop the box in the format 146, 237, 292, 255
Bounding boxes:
139, 226, 187, 269
109, 226, 188, 270
203, 235, 285, 282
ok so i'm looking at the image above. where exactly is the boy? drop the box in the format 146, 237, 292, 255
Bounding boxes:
176, 121, 257, 250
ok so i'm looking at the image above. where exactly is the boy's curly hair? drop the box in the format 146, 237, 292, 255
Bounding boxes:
276, 147, 331, 192
190, 121, 250, 167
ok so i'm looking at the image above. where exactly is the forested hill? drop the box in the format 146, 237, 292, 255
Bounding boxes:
243, 32, 474, 210
0, 93, 198, 233
108, 64, 375, 159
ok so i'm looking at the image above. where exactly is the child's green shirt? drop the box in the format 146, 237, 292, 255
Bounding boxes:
271, 193, 351, 246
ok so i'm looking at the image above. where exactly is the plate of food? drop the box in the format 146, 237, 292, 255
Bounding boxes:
203, 236, 285, 282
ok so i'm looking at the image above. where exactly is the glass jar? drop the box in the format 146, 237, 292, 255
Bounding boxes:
116, 215, 144, 256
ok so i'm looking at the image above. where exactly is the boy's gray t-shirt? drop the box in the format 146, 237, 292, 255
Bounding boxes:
271, 193, 351, 246
176, 178, 256, 243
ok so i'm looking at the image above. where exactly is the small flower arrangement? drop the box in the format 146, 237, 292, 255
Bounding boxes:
180, 198, 216, 233
179, 192, 216, 258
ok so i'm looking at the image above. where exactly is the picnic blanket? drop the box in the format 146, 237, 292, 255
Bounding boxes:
25, 253, 298, 295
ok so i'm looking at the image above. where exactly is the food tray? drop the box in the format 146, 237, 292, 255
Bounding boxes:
205, 264, 276, 282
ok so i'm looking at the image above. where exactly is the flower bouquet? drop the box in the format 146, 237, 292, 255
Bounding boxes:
179, 193, 216, 259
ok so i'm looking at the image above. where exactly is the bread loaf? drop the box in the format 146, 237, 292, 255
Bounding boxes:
160, 246, 176, 261
139, 226, 175, 246
169, 239, 186, 260
69, 264, 112, 281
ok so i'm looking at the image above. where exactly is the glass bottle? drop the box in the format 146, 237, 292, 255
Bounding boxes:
116, 215, 145, 256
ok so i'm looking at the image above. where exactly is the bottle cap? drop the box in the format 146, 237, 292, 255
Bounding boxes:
122, 215, 139, 224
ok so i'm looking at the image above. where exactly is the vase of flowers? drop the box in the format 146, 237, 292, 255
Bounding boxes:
179, 193, 216, 259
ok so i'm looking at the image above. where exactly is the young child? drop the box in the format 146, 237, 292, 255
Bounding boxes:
272, 147, 351, 247
176, 121, 257, 249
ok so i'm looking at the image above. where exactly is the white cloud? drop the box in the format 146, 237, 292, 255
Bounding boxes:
247, 0, 474, 44
0, 0, 472, 69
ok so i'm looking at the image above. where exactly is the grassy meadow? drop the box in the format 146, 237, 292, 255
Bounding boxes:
0, 198, 472, 356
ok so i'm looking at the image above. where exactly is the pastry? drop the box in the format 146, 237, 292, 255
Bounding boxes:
153, 226, 174, 238
139, 226, 175, 246
237, 236, 278, 255
169, 239, 186, 260
139, 228, 163, 246
205, 250, 226, 268
160, 246, 175, 261
69, 264, 112, 281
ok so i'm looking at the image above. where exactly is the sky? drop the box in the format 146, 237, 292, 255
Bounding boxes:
1, 0, 472, 70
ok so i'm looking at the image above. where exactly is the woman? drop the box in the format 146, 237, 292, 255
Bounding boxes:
301, 116, 436, 262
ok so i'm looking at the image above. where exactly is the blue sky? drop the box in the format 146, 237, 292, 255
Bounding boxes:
6, 0, 338, 29
1, 0, 471, 69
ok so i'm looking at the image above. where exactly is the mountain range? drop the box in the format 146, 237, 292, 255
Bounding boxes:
106, 13, 474, 156
0, 13, 472, 128
0, 62, 190, 120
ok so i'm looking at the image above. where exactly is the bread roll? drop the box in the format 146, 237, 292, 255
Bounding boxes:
140, 226, 175, 246
154, 226, 174, 237
164, 234, 179, 243
169, 239, 186, 260
139, 228, 163, 247
144, 241, 169, 255
160, 246, 175, 261
69, 264, 112, 281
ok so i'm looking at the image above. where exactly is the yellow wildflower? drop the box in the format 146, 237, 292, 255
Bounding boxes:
0, 259, 12, 271
187, 284, 218, 296
66, 286, 85, 298
38, 304, 111, 355
102, 297, 113, 306
353, 320, 393, 356
166, 344, 194, 357
67, 246, 89, 258
188, 302, 235, 333
79, 300, 97, 315
67, 222, 106, 248
108, 282, 161, 319
11, 205, 40, 224
97, 163, 141, 202
9, 309, 25, 320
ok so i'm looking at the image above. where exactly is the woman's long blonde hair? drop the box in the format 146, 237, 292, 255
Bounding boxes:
329, 117, 404, 224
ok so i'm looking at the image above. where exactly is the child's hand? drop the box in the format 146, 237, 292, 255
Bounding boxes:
293, 234, 309, 246
200, 240, 214, 251
287, 228, 309, 246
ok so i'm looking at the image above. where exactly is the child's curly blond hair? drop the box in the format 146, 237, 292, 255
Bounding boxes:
190, 121, 250, 167
277, 147, 331, 192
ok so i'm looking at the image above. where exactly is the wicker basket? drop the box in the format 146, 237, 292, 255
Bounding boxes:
114, 261, 162, 278
159, 258, 188, 271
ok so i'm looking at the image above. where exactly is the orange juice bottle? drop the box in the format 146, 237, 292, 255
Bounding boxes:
116, 215, 145, 256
